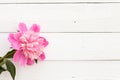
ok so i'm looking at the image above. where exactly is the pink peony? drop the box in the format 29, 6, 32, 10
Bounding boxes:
8, 23, 48, 66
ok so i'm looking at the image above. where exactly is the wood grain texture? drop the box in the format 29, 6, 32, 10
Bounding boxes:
0, 0, 120, 79
0, 61, 120, 80
1, 33, 120, 60
0, 4, 120, 32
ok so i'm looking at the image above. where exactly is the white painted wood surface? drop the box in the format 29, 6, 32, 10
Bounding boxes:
1, 61, 120, 80
0, 4, 120, 32
1, 33, 120, 60
0, 0, 120, 80
0, 0, 120, 3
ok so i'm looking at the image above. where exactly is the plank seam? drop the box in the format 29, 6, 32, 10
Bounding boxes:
44, 59, 120, 61
0, 2, 120, 4
1, 32, 120, 33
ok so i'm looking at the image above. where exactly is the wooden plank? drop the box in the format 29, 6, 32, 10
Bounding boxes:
1, 33, 120, 60
0, 4, 120, 32
0, 0, 120, 3
0, 61, 120, 80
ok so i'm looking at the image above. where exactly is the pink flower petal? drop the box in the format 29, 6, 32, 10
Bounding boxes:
27, 58, 35, 65
30, 24, 40, 32
8, 34, 15, 43
13, 50, 27, 66
13, 32, 21, 41
19, 53, 27, 66
19, 23, 27, 33
39, 37, 49, 47
8, 33, 21, 43
11, 42, 20, 50
39, 52, 46, 61
8, 33, 21, 50
13, 50, 21, 62
44, 40, 49, 47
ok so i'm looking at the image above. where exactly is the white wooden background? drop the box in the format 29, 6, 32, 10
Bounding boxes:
0, 0, 120, 80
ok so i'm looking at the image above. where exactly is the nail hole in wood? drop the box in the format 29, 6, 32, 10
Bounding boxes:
74, 21, 77, 23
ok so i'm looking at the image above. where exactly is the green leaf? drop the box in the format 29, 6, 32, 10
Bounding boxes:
0, 57, 3, 63
0, 57, 5, 66
0, 60, 5, 66
6, 60, 16, 80
4, 49, 16, 58
0, 66, 6, 74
